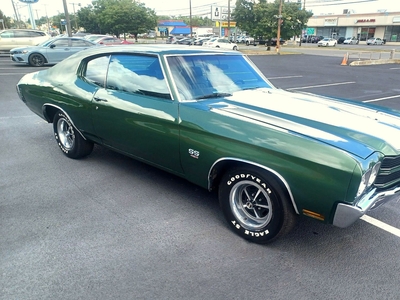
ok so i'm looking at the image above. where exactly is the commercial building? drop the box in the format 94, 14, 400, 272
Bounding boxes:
306, 11, 400, 43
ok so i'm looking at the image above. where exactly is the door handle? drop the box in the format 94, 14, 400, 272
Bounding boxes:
93, 97, 108, 102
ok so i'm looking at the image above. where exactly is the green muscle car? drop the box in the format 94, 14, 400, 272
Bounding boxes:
16, 45, 400, 244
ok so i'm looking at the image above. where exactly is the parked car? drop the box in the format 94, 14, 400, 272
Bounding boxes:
10, 37, 97, 67
317, 38, 337, 47
203, 37, 238, 50
311, 35, 325, 43
0, 29, 50, 51
366, 37, 385, 45
93, 36, 133, 45
343, 37, 359, 44
176, 37, 195, 45
16, 45, 400, 244
336, 37, 346, 44
85, 34, 109, 42
268, 38, 286, 46
193, 37, 210, 46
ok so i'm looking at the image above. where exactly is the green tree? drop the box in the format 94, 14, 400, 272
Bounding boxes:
0, 9, 13, 29
233, 0, 312, 43
94, 0, 157, 40
77, 5, 101, 33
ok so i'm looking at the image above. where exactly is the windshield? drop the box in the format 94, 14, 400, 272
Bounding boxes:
37, 38, 56, 47
167, 54, 272, 100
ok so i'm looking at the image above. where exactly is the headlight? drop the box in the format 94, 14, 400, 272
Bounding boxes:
22, 50, 30, 54
356, 162, 381, 197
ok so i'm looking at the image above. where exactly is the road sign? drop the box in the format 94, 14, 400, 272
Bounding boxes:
19, 0, 39, 3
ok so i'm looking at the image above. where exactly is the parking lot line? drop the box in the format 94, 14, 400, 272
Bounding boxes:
268, 75, 303, 80
286, 81, 355, 90
361, 215, 400, 238
363, 95, 400, 103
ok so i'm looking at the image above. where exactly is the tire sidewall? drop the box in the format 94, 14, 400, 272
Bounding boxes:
53, 112, 78, 158
29, 54, 44, 67
219, 168, 285, 243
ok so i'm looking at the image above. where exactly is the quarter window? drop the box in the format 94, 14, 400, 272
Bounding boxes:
83, 56, 110, 87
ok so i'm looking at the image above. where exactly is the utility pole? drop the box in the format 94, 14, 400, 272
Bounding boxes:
69, 3, 79, 31
276, 0, 283, 54
62, 0, 72, 36
189, 0, 192, 38
11, 0, 20, 28
227, 0, 231, 38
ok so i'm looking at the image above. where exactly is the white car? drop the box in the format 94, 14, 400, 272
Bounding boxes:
317, 38, 337, 47
0, 29, 50, 51
343, 37, 359, 44
203, 37, 238, 50
366, 37, 384, 45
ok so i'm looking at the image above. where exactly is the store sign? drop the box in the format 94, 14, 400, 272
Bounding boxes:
212, 6, 232, 21
355, 19, 376, 23
393, 17, 400, 23
324, 18, 337, 26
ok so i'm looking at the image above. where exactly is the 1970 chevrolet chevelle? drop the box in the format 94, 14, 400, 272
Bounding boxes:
16, 45, 400, 243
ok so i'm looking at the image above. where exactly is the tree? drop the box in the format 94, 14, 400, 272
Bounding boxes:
93, 0, 157, 40
233, 0, 312, 43
0, 9, 13, 29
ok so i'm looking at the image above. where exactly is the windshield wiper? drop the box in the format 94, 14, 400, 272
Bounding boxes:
195, 92, 232, 100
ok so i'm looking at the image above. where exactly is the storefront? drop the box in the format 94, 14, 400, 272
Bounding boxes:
306, 11, 400, 43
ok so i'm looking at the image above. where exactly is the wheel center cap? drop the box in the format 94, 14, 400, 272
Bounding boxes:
245, 202, 253, 209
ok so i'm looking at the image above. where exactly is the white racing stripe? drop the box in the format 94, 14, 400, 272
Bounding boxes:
360, 215, 400, 238
286, 81, 355, 90
363, 95, 400, 103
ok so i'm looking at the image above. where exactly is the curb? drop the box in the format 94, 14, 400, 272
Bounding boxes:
349, 59, 400, 66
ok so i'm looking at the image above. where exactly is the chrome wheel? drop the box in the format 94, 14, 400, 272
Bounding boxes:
57, 117, 75, 150
229, 180, 273, 230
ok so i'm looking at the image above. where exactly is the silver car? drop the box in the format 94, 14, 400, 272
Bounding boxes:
366, 37, 385, 45
10, 37, 98, 67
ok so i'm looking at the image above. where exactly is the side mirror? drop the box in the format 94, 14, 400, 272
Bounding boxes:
50, 44, 56, 48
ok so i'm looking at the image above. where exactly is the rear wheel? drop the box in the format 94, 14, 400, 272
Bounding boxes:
219, 167, 297, 244
233, 46, 237, 50
28, 53, 46, 67
53, 111, 94, 159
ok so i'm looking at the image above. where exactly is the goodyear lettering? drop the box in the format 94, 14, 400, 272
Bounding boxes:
227, 173, 269, 191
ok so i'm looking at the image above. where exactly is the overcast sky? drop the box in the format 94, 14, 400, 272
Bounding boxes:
2, 0, 399, 21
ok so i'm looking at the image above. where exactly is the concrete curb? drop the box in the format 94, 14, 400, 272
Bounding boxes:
349, 59, 400, 66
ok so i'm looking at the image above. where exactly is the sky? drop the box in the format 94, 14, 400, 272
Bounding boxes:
1, 0, 399, 22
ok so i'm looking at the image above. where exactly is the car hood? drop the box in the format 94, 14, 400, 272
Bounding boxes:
10, 46, 42, 52
208, 89, 400, 159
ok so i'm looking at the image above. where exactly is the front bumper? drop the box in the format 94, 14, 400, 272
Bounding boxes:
333, 185, 400, 228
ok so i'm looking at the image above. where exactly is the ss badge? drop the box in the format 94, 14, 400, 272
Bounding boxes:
188, 149, 200, 159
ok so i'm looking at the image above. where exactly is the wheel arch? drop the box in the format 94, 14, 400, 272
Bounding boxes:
42, 104, 88, 140
208, 157, 299, 214
28, 52, 48, 64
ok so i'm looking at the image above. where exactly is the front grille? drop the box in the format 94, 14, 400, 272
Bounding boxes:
374, 156, 400, 188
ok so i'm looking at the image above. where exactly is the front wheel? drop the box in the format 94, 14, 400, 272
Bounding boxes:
28, 53, 46, 67
233, 46, 237, 50
53, 111, 94, 159
219, 167, 296, 244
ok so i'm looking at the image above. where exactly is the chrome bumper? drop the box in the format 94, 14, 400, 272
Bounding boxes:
333, 186, 400, 228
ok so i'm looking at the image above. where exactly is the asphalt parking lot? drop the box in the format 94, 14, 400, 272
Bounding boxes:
2, 50, 400, 300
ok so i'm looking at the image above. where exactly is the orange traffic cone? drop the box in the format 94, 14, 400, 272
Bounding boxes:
341, 54, 348, 66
